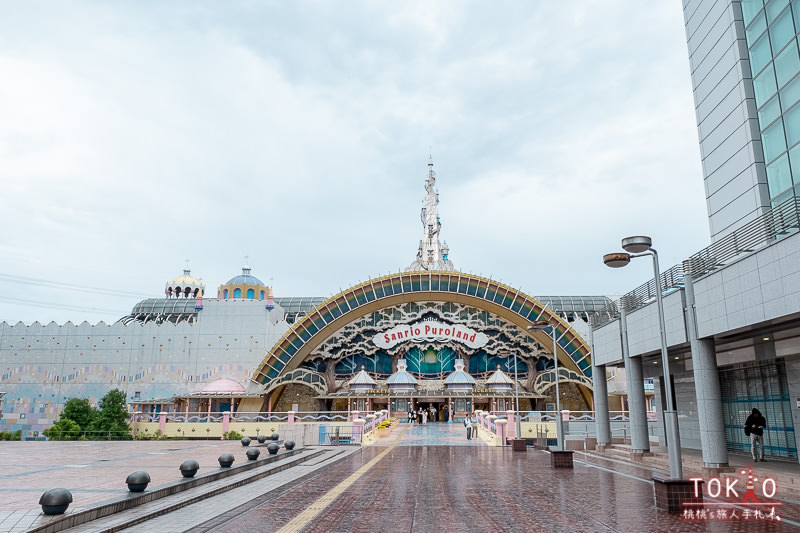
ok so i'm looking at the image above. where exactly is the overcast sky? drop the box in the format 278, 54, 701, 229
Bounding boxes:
0, 1, 709, 325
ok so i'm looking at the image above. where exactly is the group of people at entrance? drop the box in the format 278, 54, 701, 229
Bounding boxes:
407, 405, 450, 425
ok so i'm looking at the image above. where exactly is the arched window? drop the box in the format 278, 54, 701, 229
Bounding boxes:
223, 289, 229, 299
233, 288, 242, 298
259, 290, 265, 300
247, 289, 255, 299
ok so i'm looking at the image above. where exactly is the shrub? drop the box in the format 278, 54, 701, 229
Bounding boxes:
43, 419, 82, 440
0, 430, 20, 440
224, 430, 243, 441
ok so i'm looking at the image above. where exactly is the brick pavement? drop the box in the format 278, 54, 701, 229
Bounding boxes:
0, 440, 284, 532
2, 424, 800, 532
189, 424, 800, 533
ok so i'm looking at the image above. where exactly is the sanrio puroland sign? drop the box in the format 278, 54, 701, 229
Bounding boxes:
373, 320, 488, 349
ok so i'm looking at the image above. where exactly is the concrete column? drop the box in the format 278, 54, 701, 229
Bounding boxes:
288, 410, 295, 424
683, 263, 728, 468
158, 412, 167, 434
589, 328, 611, 448
620, 304, 650, 453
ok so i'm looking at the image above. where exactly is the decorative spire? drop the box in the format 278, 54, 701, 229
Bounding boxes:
406, 157, 455, 272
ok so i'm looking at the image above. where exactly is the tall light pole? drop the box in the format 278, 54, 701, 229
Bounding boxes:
513, 351, 521, 439
529, 320, 562, 450
604, 235, 683, 479
500, 350, 522, 439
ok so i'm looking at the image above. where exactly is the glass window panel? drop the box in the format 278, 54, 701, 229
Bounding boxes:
784, 103, 800, 146
759, 94, 782, 126
766, 154, 793, 197
774, 41, 800, 87
747, 12, 768, 44
769, 8, 796, 50
743, 0, 765, 26
754, 64, 778, 105
766, 0, 790, 22
790, 143, 800, 181
750, 33, 774, 75
795, 1, 800, 32
762, 119, 787, 161
781, 69, 800, 108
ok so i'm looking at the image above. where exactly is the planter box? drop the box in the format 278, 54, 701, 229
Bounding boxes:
511, 438, 527, 452
550, 450, 574, 468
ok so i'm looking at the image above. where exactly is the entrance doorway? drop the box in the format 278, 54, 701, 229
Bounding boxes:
416, 400, 449, 422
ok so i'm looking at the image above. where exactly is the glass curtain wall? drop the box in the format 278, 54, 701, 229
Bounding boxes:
742, 0, 800, 205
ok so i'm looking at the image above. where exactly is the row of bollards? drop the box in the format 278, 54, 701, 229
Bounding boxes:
39, 438, 296, 515
240, 433, 280, 446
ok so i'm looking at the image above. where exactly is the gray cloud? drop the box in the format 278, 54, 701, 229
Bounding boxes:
0, 1, 709, 323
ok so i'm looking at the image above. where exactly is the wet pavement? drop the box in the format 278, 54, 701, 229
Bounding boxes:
371, 420, 488, 447
1, 423, 799, 532
188, 424, 800, 533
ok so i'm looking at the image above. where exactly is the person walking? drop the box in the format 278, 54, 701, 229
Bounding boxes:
408, 409, 414, 425
745, 408, 767, 461
465, 414, 472, 440
422, 409, 428, 426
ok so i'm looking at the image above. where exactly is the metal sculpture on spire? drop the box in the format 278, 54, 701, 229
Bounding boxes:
406, 158, 455, 271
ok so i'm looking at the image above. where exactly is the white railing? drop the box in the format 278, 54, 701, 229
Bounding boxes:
294, 411, 350, 422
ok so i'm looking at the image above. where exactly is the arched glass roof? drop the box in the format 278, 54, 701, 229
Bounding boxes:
131, 298, 199, 314
273, 297, 326, 313
535, 296, 614, 313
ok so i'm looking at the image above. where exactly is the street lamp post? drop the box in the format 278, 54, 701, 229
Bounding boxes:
603, 235, 683, 479
529, 321, 562, 450
499, 350, 522, 440
513, 351, 521, 439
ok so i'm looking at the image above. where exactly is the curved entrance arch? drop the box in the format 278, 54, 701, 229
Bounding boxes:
254, 272, 592, 403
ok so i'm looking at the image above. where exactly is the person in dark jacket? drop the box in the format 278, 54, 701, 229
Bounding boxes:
745, 408, 767, 461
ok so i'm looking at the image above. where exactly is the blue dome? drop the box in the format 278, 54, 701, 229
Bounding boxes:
226, 274, 264, 285
225, 266, 264, 286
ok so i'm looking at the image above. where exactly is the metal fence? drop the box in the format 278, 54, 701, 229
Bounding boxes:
592, 196, 800, 329
316, 425, 362, 446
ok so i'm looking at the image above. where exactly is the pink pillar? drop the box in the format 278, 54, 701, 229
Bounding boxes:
159, 412, 167, 433
353, 419, 365, 441
222, 411, 231, 433
497, 419, 507, 444
288, 410, 296, 424
352, 410, 360, 422
506, 410, 516, 440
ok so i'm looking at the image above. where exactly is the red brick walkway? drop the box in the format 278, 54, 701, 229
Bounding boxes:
189, 441, 800, 532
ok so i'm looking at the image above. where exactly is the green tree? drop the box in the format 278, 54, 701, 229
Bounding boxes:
43, 419, 81, 440
61, 397, 97, 434
88, 389, 131, 440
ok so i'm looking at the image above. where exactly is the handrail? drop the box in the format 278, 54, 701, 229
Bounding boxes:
591, 197, 800, 329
